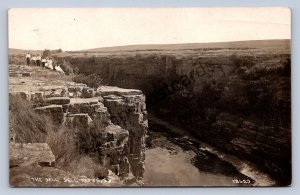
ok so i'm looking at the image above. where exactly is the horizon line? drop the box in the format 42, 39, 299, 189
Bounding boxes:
9, 38, 291, 52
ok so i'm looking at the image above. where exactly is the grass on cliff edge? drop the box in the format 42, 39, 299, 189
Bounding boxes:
9, 96, 108, 179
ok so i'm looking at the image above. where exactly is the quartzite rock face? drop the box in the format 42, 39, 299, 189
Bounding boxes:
34, 105, 64, 124
98, 86, 148, 179
64, 86, 148, 181
9, 66, 148, 183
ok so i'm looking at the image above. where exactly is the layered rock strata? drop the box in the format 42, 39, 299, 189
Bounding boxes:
9, 65, 148, 183
98, 86, 148, 179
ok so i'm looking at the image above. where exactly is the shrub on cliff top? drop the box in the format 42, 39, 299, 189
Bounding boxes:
72, 73, 103, 89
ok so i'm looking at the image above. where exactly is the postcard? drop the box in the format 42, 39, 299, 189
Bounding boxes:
8, 8, 291, 187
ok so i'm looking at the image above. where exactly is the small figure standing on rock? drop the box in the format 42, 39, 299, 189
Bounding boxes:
25, 53, 31, 66
41, 58, 46, 68
31, 55, 37, 66
36, 54, 41, 67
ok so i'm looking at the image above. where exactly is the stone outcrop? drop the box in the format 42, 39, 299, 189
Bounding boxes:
10, 143, 56, 168
9, 137, 123, 187
97, 86, 148, 179
45, 97, 71, 105
64, 86, 147, 180
9, 65, 148, 184
34, 105, 64, 124
9, 65, 33, 77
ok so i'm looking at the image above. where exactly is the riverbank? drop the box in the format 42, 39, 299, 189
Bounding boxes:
144, 114, 275, 186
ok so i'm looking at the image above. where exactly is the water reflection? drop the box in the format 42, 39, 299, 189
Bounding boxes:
143, 123, 262, 187
144, 146, 235, 186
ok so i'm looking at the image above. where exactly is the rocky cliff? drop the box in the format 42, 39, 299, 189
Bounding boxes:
9, 65, 147, 186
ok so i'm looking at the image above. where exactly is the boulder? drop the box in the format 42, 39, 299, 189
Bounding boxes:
34, 105, 64, 124
81, 87, 95, 98
9, 143, 55, 167
66, 113, 94, 129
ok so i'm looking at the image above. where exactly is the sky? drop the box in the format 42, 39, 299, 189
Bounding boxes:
8, 8, 291, 51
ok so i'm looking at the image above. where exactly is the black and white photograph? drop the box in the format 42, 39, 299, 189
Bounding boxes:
8, 8, 291, 187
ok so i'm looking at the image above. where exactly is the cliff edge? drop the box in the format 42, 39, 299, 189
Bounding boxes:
9, 65, 147, 186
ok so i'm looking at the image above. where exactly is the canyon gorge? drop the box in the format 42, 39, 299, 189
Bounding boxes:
9, 40, 291, 186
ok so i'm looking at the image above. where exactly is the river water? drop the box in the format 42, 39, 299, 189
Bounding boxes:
143, 115, 275, 187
